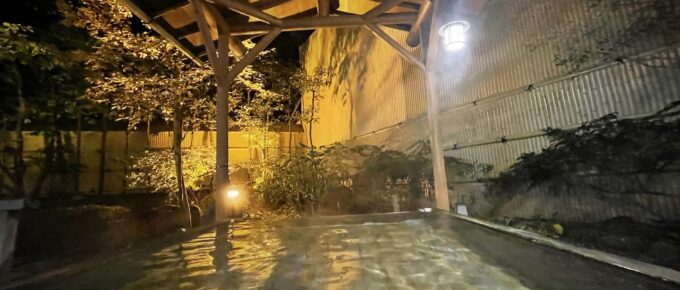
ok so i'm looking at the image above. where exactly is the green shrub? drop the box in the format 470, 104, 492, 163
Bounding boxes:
253, 150, 328, 214
252, 141, 478, 214
494, 101, 680, 198
128, 147, 215, 207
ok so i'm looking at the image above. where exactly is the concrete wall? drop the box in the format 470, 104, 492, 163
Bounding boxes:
0, 130, 305, 195
300, 0, 680, 221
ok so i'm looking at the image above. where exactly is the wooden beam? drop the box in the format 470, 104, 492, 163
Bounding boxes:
176, 22, 200, 39
150, 0, 189, 21
191, 0, 220, 70
363, 0, 405, 20
177, 12, 417, 38
211, 0, 283, 26
225, 27, 282, 85
119, 0, 202, 64
228, 12, 418, 35
205, 4, 246, 57
386, 24, 411, 32
368, 0, 420, 11
255, 0, 290, 10
406, 0, 431, 47
365, 24, 424, 70
228, 37, 247, 58
317, 0, 329, 16
280, 12, 417, 28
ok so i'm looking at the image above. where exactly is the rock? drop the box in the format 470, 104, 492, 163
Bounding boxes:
553, 223, 564, 235
647, 241, 679, 262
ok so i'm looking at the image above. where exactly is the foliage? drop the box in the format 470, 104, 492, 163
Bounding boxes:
494, 101, 680, 199
60, 0, 218, 226
296, 67, 331, 124
233, 46, 299, 160
526, 0, 680, 71
59, 0, 215, 131
128, 148, 216, 205
233, 68, 286, 160
295, 67, 331, 147
0, 17, 89, 198
252, 141, 477, 214
0, 23, 51, 66
253, 150, 328, 213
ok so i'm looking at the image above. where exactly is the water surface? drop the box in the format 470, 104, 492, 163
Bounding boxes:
27, 213, 678, 289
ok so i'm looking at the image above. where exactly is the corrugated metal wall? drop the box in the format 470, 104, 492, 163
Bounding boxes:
300, 26, 428, 150
301, 0, 680, 221
435, 0, 680, 173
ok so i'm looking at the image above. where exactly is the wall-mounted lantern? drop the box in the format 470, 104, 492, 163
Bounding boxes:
438, 20, 471, 51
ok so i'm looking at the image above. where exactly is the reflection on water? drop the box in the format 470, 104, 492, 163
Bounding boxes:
36, 213, 677, 290
116, 218, 527, 290
119, 222, 284, 290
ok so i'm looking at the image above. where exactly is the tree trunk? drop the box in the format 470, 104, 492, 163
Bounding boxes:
263, 114, 269, 160
288, 98, 302, 154
309, 91, 316, 148
74, 110, 82, 194
97, 109, 108, 195
53, 130, 66, 196
13, 69, 26, 198
173, 105, 192, 228
29, 134, 54, 198
145, 116, 152, 187
122, 126, 129, 194
146, 115, 152, 150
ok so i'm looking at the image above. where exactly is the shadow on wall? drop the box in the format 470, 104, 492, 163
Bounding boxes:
326, 28, 373, 103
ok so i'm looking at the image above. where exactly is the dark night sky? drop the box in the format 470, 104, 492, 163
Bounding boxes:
268, 31, 314, 65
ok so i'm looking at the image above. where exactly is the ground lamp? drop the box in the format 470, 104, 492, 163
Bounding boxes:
227, 189, 240, 199
223, 187, 243, 218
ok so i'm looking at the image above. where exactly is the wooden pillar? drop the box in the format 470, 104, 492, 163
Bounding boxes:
191, 0, 231, 222
366, 9, 450, 211
423, 0, 450, 211
215, 81, 230, 221
424, 70, 449, 210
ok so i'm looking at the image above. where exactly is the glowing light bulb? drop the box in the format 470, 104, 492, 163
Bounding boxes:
439, 20, 471, 51
227, 190, 239, 199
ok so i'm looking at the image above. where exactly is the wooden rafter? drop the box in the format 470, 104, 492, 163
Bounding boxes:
228, 12, 418, 35
225, 28, 282, 85
205, 4, 247, 57
191, 0, 220, 72
317, 0, 329, 16
150, 1, 189, 21
179, 12, 417, 41
363, 0, 405, 20
406, 0, 431, 47
212, 0, 283, 26
365, 24, 424, 70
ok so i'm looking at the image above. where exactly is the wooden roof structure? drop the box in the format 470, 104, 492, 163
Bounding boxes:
119, 0, 432, 64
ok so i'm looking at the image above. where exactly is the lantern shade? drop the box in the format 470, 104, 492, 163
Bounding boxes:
438, 20, 471, 51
